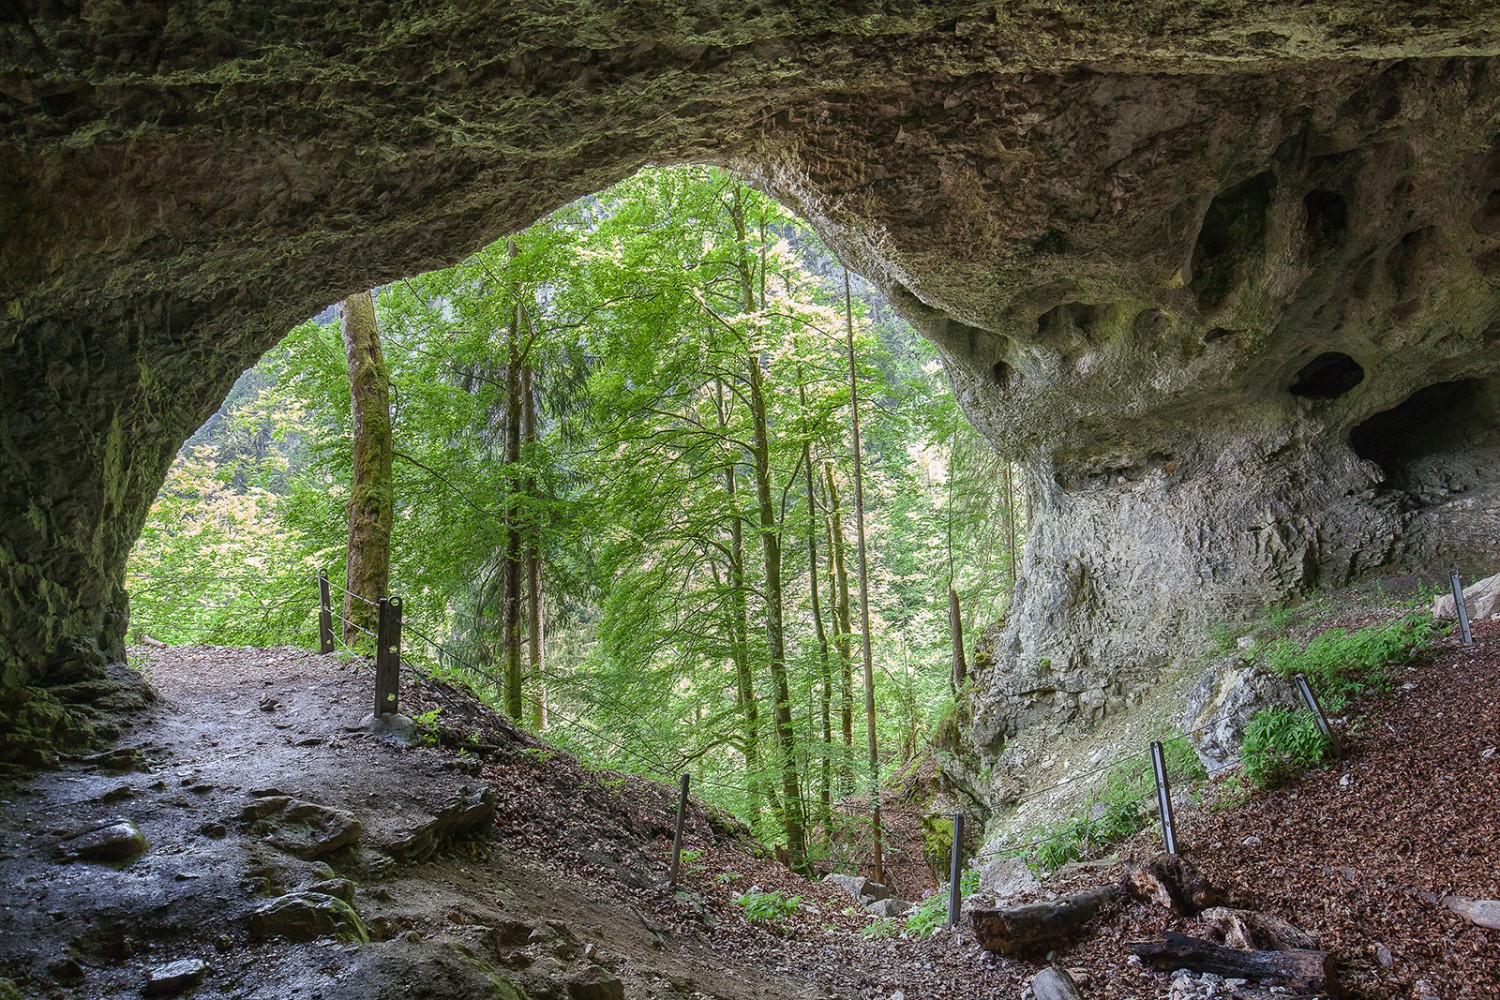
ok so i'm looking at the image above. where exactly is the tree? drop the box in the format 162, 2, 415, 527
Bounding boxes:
340, 289, 393, 641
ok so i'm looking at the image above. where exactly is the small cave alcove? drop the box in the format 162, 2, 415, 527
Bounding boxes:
1289, 351, 1365, 399
1349, 378, 1500, 495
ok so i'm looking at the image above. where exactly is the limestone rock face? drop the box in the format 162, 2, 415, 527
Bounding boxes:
1182, 656, 1300, 771
3, 6, 1500, 772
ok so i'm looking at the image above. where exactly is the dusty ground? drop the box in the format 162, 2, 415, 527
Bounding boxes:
1, 600, 1495, 999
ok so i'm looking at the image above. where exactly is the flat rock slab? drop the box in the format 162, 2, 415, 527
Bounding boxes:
62, 819, 147, 863
143, 958, 208, 996
1442, 895, 1500, 930
240, 794, 363, 858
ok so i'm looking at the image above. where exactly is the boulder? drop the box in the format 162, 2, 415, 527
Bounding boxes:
380, 784, 496, 862
249, 891, 368, 943
143, 958, 208, 996
1182, 656, 1298, 771
62, 819, 147, 863
1433, 572, 1500, 622
822, 873, 871, 902
977, 854, 1040, 904
240, 794, 363, 858
566, 964, 625, 1000
865, 898, 913, 918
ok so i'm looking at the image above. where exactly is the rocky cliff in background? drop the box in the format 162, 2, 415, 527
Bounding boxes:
3, 3, 1499, 769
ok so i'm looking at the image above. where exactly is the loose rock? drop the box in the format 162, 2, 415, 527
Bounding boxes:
62, 818, 147, 863
143, 958, 208, 996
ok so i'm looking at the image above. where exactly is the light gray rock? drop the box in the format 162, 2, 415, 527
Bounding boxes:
143, 958, 208, 996
240, 794, 363, 858
978, 855, 1040, 903
1181, 656, 1299, 770
822, 872, 871, 902
1433, 571, 1500, 622
865, 898, 913, 918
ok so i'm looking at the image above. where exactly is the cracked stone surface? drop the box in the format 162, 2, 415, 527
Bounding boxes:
3, 4, 1500, 767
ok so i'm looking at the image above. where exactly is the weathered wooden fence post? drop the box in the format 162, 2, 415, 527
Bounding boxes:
947, 812, 965, 927
669, 772, 690, 887
317, 570, 335, 654
1150, 741, 1178, 855
374, 596, 402, 716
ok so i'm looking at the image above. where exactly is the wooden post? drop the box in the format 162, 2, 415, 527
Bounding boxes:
669, 773, 690, 887
374, 596, 401, 717
1449, 569, 1473, 644
317, 571, 335, 654
1293, 672, 1342, 757
947, 812, 965, 926
1150, 741, 1178, 855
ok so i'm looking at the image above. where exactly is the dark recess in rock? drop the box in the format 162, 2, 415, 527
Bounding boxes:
1302, 189, 1349, 255
1202, 327, 1236, 344
993, 360, 1011, 387
1350, 378, 1494, 484
1190, 172, 1276, 313
1289, 352, 1364, 399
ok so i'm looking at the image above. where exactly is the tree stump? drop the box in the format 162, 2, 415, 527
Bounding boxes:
968, 885, 1121, 956
1032, 966, 1085, 1000
1200, 906, 1319, 950
1126, 853, 1219, 916
1127, 932, 1341, 997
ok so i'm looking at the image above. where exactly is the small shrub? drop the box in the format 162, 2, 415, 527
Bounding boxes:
861, 917, 899, 938
1262, 611, 1437, 713
1240, 707, 1330, 788
734, 890, 800, 924
412, 707, 443, 745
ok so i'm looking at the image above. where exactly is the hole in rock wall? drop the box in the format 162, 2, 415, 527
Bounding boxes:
1189, 171, 1276, 313
992, 360, 1011, 387
1350, 378, 1500, 497
1302, 189, 1348, 255
1289, 352, 1364, 399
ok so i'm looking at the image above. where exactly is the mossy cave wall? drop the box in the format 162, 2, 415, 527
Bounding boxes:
4, 3, 1500, 764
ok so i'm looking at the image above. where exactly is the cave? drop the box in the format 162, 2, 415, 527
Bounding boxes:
1349, 379, 1500, 496
4, 5, 1500, 767
1288, 352, 1365, 399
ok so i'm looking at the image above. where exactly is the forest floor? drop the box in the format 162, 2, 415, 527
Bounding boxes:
0, 601, 1495, 999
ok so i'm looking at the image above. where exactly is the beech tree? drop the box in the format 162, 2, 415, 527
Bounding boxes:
340, 289, 393, 640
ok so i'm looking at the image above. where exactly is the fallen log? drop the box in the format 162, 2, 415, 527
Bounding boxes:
1442, 896, 1500, 931
1032, 966, 1085, 1000
1127, 932, 1340, 998
1200, 906, 1319, 951
1126, 853, 1218, 916
968, 885, 1121, 956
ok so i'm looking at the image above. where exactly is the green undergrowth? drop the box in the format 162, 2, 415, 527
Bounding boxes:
1016, 736, 1206, 873
734, 889, 801, 925
1239, 610, 1441, 789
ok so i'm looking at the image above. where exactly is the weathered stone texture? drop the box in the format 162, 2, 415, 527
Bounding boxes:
3, 5, 1500, 768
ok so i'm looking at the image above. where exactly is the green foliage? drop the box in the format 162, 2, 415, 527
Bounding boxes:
412, 707, 443, 745
733, 890, 801, 924
1261, 611, 1437, 713
1240, 707, 1330, 788
861, 917, 899, 938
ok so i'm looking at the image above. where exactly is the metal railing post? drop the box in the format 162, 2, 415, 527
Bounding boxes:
946, 812, 965, 927
374, 596, 402, 716
1294, 672, 1342, 758
669, 773, 691, 887
1450, 569, 1473, 645
1150, 741, 1178, 855
317, 571, 335, 654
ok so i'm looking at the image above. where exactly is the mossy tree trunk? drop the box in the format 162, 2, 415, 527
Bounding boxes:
340, 289, 393, 643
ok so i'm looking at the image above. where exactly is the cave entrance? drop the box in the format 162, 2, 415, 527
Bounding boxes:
1349, 378, 1500, 494
1289, 352, 1364, 399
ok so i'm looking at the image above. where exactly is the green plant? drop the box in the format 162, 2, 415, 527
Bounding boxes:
713, 870, 743, 884
126, 648, 156, 685
733, 890, 801, 925
861, 917, 899, 938
1240, 707, 1331, 788
1262, 611, 1437, 713
903, 890, 949, 937
412, 707, 443, 745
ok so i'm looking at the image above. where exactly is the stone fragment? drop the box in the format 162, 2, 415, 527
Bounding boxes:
306, 878, 357, 902
380, 783, 496, 861
240, 795, 362, 858
822, 872, 871, 901
1441, 895, 1500, 930
566, 964, 625, 1000
865, 898, 913, 918
977, 854, 1041, 903
248, 891, 368, 942
1182, 656, 1298, 770
143, 958, 208, 996
1432, 571, 1500, 621
63, 819, 147, 862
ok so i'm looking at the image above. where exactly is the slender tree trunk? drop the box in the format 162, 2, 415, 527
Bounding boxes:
800, 380, 834, 829
843, 267, 883, 883
825, 462, 855, 788
1005, 462, 1017, 591
950, 587, 967, 691
501, 247, 525, 719
735, 189, 806, 870
522, 362, 546, 729
719, 383, 765, 826
340, 289, 393, 642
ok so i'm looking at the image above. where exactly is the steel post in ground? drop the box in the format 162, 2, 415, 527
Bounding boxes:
947, 812, 965, 927
374, 596, 402, 717
317, 571, 335, 654
1150, 741, 1178, 855
1294, 672, 1342, 757
1450, 569, 1473, 645
669, 773, 690, 887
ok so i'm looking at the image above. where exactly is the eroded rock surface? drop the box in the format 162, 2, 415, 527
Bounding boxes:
3, 6, 1500, 772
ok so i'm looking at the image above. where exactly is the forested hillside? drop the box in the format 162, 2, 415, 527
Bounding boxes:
125, 166, 1025, 860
